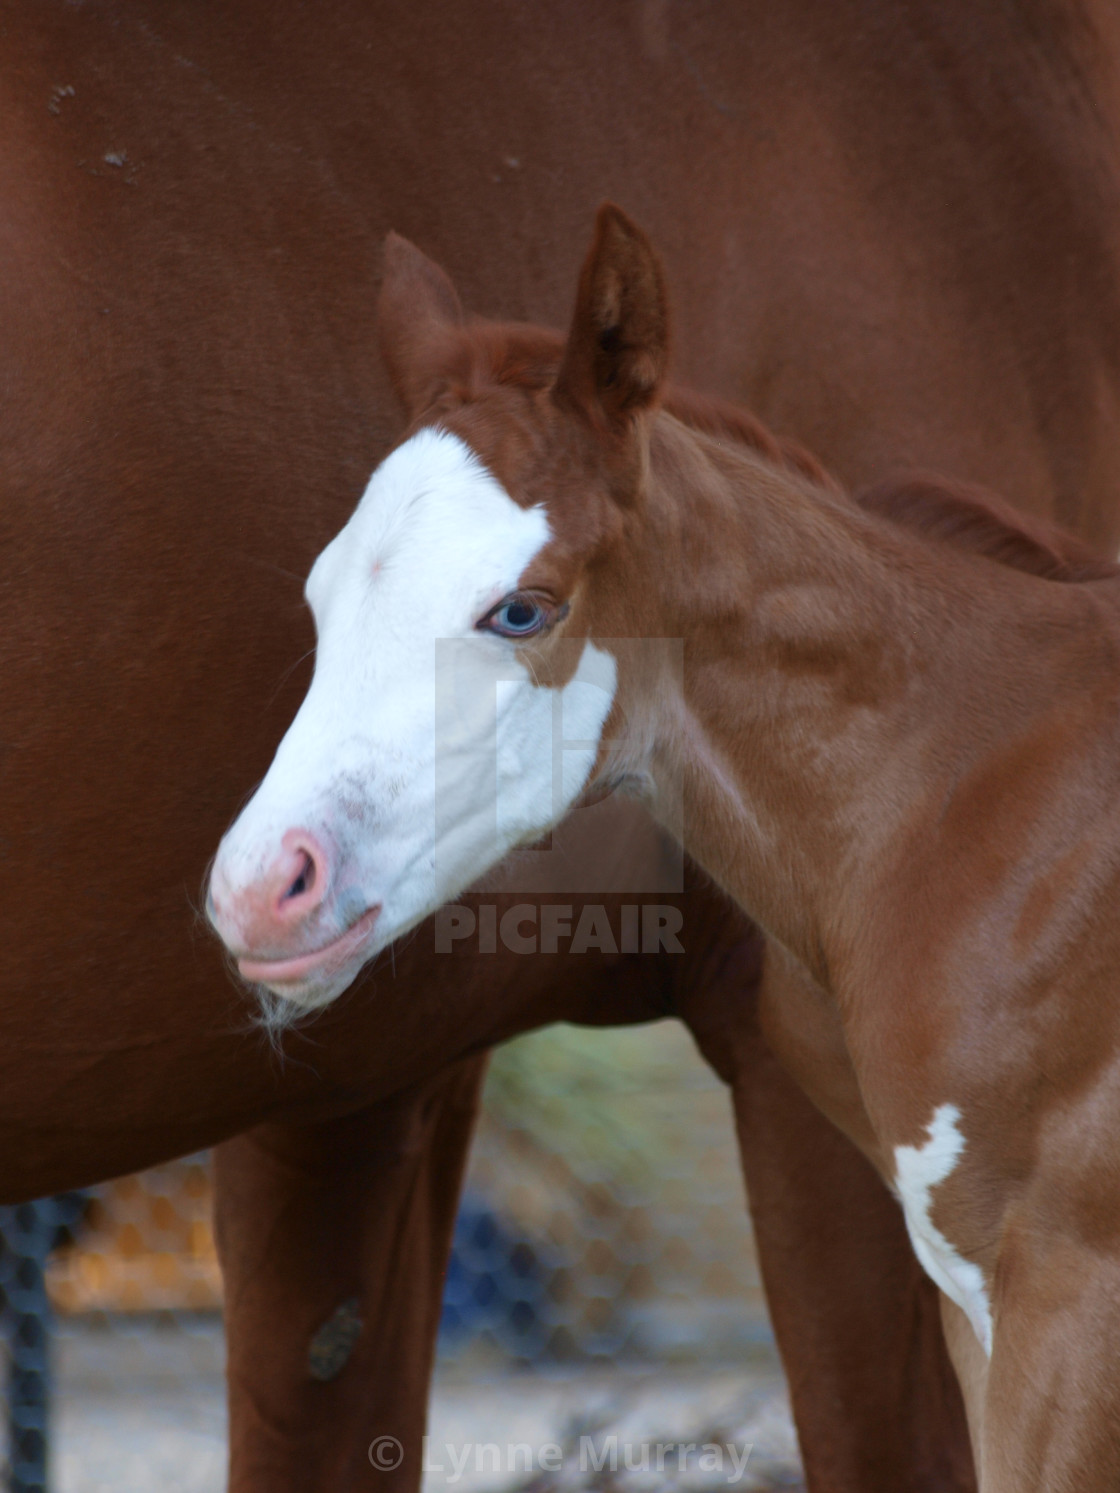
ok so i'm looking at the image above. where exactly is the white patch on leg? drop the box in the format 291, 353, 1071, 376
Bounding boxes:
893, 1103, 993, 1356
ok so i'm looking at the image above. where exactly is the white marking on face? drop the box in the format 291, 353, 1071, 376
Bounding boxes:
893, 1103, 993, 1356
209, 429, 617, 1007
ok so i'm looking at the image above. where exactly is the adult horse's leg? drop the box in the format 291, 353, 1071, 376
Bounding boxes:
214, 1057, 486, 1492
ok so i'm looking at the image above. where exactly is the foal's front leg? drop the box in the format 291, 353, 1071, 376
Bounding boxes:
214, 1057, 486, 1492
975, 1237, 1120, 1490
731, 1030, 977, 1493
675, 921, 977, 1493
731, 1033, 979, 1493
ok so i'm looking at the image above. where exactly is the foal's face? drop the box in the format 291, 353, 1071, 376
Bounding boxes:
207, 205, 665, 1007
207, 421, 618, 1007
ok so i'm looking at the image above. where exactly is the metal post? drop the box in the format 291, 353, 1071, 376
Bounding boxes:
0, 1202, 54, 1493
0, 1195, 87, 1493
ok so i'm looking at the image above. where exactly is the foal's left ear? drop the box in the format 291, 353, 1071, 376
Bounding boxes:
553, 204, 670, 431
378, 232, 465, 419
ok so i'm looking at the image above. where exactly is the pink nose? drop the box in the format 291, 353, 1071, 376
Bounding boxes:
209, 829, 331, 951
271, 831, 328, 921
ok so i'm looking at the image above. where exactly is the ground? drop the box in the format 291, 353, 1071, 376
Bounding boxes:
47, 1320, 804, 1493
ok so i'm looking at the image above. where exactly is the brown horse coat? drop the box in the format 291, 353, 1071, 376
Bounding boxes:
7, 1, 1120, 1488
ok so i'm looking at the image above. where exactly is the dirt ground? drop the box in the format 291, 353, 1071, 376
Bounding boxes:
43, 1321, 803, 1493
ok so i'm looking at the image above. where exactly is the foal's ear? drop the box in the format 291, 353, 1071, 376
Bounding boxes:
553, 204, 670, 430
377, 232, 465, 418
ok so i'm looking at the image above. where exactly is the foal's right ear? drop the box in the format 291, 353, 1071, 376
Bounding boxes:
377, 233, 465, 419
553, 204, 670, 433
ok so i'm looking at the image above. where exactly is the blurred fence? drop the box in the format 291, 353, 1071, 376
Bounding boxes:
0, 1020, 775, 1492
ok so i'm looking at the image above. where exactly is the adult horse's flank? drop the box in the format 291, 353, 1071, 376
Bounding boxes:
211, 208, 1120, 1490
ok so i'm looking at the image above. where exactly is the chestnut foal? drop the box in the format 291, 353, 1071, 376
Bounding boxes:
210, 208, 1120, 1489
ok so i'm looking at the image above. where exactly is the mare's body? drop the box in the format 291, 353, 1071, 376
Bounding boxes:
8, 1, 1120, 1488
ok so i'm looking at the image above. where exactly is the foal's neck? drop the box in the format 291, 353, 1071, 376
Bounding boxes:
619, 416, 1099, 985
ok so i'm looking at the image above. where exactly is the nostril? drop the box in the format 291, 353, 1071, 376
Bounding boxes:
282, 850, 316, 904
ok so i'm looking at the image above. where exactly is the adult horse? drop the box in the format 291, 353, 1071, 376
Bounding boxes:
5, 0, 1120, 1489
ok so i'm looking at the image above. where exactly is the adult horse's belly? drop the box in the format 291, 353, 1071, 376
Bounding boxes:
2, 0, 1120, 1195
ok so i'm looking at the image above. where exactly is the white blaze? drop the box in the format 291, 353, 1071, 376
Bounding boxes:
211, 428, 617, 1007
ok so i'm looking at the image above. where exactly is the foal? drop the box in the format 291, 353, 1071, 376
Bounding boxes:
210, 207, 1120, 1487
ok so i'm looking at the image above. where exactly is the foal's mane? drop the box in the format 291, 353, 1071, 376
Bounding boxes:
857, 475, 1119, 584
660, 384, 839, 492
660, 387, 1116, 583
654, 378, 1117, 585
465, 322, 1118, 585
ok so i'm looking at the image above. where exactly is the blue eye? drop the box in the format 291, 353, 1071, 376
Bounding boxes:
478, 592, 565, 639
498, 598, 540, 632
